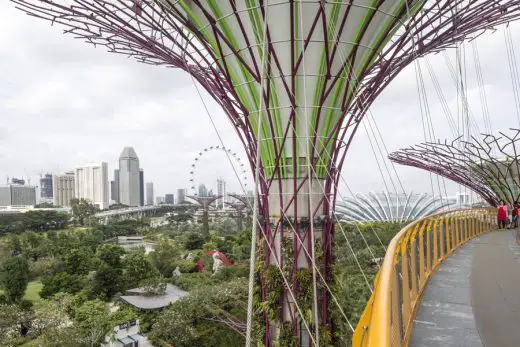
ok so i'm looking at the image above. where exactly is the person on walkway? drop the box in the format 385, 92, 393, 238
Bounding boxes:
513, 201, 519, 228
497, 200, 508, 229
507, 201, 513, 228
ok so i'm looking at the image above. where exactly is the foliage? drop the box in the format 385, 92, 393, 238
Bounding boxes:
88, 262, 122, 300
40, 272, 84, 298
150, 278, 247, 347
0, 210, 69, 236
65, 247, 95, 275
0, 256, 30, 303
184, 232, 205, 250
168, 212, 194, 226
139, 277, 167, 296
330, 221, 402, 345
96, 219, 147, 238
0, 303, 32, 342
149, 239, 179, 277
124, 251, 158, 288
95, 244, 125, 268
175, 259, 198, 273
70, 198, 98, 226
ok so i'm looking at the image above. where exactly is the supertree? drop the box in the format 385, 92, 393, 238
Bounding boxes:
10, 0, 520, 345
225, 200, 247, 233
187, 194, 221, 239
389, 129, 520, 207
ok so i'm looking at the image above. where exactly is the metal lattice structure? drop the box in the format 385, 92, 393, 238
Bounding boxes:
336, 191, 453, 222
390, 129, 520, 207
11, 0, 520, 345
186, 194, 221, 238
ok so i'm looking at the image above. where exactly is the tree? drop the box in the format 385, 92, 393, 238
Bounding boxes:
40, 272, 85, 298
0, 256, 29, 303
88, 263, 123, 300
149, 239, 179, 277
71, 299, 110, 346
95, 245, 125, 268
168, 212, 193, 226
70, 198, 98, 226
0, 303, 32, 341
123, 251, 158, 288
65, 248, 94, 275
150, 278, 247, 346
184, 232, 205, 250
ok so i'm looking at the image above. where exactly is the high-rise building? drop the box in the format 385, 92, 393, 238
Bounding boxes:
111, 169, 120, 203
40, 173, 53, 200
53, 172, 75, 207
198, 184, 208, 197
0, 183, 36, 208
217, 178, 226, 209
177, 189, 186, 204
118, 147, 140, 207
146, 182, 154, 205
75, 162, 109, 210
139, 169, 144, 207
165, 194, 174, 204
156, 196, 164, 204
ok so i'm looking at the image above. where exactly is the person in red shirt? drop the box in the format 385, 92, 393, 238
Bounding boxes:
497, 200, 508, 229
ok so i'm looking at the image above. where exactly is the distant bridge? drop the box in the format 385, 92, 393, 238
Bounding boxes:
94, 205, 161, 224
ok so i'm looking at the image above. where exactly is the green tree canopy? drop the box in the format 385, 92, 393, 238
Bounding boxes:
123, 251, 158, 288
70, 198, 98, 226
149, 239, 179, 277
0, 256, 29, 303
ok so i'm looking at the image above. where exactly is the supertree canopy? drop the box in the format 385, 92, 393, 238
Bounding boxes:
336, 191, 453, 222
11, 0, 520, 345
389, 129, 520, 207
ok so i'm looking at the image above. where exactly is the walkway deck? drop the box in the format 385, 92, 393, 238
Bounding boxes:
409, 230, 520, 346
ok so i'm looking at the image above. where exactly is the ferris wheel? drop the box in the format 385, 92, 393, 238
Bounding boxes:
188, 145, 249, 196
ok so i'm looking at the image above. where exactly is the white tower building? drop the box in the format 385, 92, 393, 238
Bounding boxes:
75, 163, 109, 210
118, 147, 140, 207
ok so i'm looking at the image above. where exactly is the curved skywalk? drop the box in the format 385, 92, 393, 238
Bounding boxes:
410, 230, 520, 346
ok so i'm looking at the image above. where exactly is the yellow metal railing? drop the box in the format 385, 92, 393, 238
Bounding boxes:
352, 208, 496, 347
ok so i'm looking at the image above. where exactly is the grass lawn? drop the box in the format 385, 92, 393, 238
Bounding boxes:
24, 281, 43, 302
0, 281, 43, 303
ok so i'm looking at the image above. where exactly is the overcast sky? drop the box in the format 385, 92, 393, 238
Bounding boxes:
1, 2, 520, 202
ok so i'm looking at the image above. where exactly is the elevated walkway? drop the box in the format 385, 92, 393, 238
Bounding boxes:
410, 230, 520, 346
352, 208, 520, 347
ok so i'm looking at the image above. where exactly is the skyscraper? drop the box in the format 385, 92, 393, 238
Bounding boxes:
156, 196, 164, 205
75, 163, 109, 210
146, 182, 154, 205
198, 184, 208, 197
111, 169, 120, 203
177, 189, 186, 204
40, 173, 53, 200
118, 147, 140, 207
139, 169, 144, 207
53, 172, 75, 207
217, 178, 226, 209
164, 194, 174, 204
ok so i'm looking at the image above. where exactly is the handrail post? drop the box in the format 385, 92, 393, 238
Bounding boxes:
401, 240, 410, 329
433, 216, 440, 268
439, 216, 445, 259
